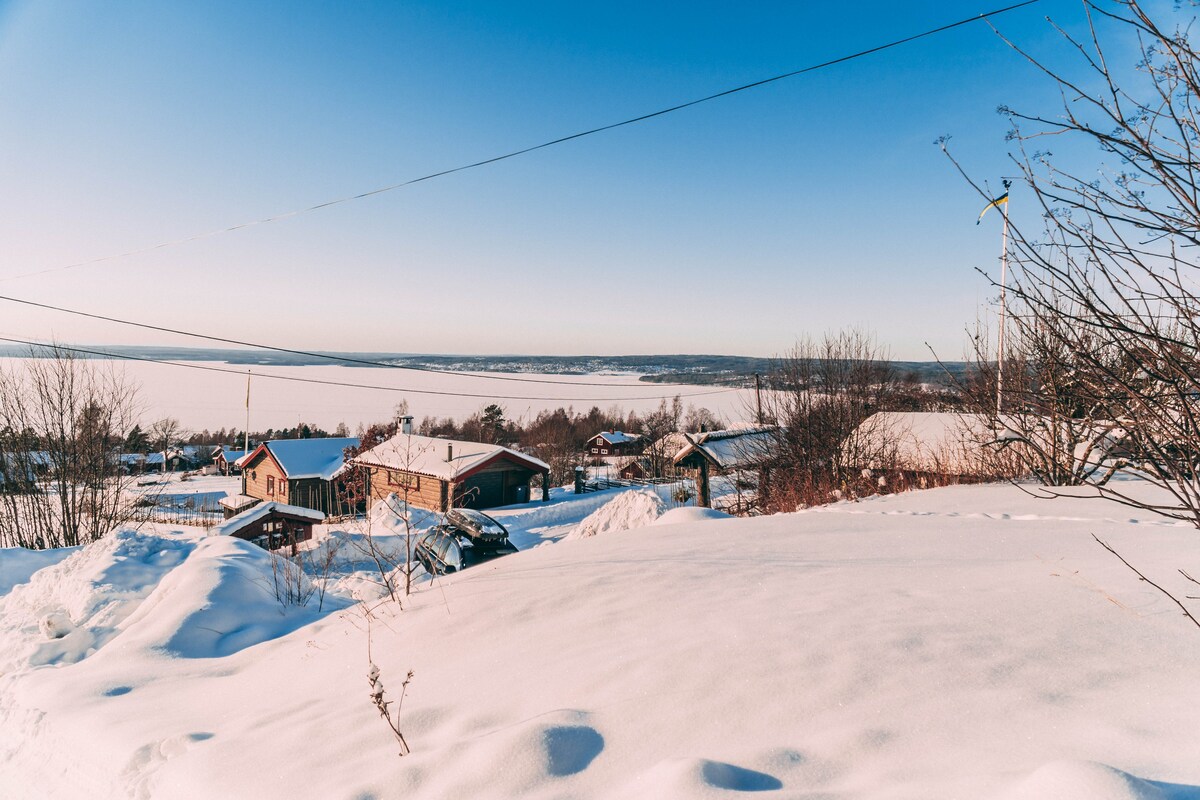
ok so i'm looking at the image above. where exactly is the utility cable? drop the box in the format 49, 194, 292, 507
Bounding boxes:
0, 0, 1040, 283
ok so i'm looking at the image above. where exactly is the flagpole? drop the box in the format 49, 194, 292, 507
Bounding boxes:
996, 186, 1010, 419
244, 371, 251, 460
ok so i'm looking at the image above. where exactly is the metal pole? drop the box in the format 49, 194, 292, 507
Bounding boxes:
244, 371, 251, 460
996, 193, 1010, 419
754, 372, 764, 425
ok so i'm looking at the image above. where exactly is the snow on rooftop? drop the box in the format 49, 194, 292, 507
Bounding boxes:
255, 437, 359, 480
847, 411, 1007, 474
218, 494, 259, 512
672, 426, 777, 470
352, 433, 549, 481
592, 431, 640, 445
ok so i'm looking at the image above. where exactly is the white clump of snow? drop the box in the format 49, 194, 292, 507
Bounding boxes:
651, 506, 730, 526
569, 488, 665, 539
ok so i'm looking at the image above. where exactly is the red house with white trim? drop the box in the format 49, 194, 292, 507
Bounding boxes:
586, 430, 643, 458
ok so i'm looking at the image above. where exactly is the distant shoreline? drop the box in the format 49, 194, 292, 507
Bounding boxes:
0, 345, 967, 387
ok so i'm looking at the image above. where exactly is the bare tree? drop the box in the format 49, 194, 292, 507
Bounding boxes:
639, 396, 683, 479
945, 0, 1200, 525
0, 346, 142, 549
148, 417, 184, 473
757, 329, 898, 511
947, 315, 1114, 485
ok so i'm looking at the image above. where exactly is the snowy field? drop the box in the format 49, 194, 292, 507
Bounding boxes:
1, 480, 1198, 799
0, 358, 751, 432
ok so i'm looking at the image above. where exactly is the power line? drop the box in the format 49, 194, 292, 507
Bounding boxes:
0, 1, 1040, 284
0, 292, 744, 389
0, 335, 740, 403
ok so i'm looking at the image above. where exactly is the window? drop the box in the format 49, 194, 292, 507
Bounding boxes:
601, 448, 608, 455
267, 475, 275, 495
389, 471, 420, 491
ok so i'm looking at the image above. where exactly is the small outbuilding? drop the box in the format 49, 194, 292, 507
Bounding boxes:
351, 431, 551, 512
219, 493, 261, 519
672, 427, 777, 474
212, 500, 324, 552
672, 426, 778, 508
212, 446, 247, 475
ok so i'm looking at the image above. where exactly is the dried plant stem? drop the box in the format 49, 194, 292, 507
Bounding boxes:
1092, 534, 1200, 631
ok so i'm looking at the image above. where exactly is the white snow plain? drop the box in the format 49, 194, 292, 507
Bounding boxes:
1, 480, 1198, 799
0, 358, 751, 433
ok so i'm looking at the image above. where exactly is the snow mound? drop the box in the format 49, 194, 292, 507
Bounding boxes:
570, 489, 665, 539
415, 711, 606, 797
0, 545, 79, 596
116, 535, 340, 659
651, 506, 731, 527
1000, 760, 1180, 800
0, 530, 193, 671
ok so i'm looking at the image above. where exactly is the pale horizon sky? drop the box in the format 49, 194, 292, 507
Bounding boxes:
0, 0, 1161, 361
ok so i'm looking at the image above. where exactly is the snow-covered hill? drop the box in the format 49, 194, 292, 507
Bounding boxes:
1, 483, 1198, 799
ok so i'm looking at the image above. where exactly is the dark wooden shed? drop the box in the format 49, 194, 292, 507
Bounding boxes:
213, 500, 325, 553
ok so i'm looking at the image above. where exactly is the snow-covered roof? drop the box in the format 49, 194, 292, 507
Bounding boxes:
214, 447, 246, 462
218, 494, 260, 512
672, 427, 778, 471
654, 432, 692, 456
211, 500, 325, 537
844, 412, 1004, 474
118, 453, 146, 465
0, 452, 50, 482
246, 438, 359, 480
351, 433, 549, 481
590, 431, 641, 446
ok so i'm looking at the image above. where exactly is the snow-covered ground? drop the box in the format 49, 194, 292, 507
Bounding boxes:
1, 481, 1198, 799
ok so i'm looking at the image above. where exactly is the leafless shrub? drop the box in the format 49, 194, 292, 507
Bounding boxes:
755, 329, 899, 511
269, 550, 317, 607
361, 601, 413, 756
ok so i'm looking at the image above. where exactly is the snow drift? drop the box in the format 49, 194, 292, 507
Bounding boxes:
1, 482, 1198, 798
569, 488, 665, 539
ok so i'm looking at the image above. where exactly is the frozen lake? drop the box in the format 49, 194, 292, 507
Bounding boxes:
0, 358, 751, 432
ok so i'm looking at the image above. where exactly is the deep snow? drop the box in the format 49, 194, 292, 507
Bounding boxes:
1, 482, 1198, 799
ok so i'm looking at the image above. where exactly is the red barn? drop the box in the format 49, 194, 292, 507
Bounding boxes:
585, 431, 643, 458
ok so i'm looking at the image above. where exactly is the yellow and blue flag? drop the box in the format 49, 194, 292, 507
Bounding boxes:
976, 192, 1009, 224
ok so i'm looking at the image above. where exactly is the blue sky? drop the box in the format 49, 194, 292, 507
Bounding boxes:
0, 0, 1153, 359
